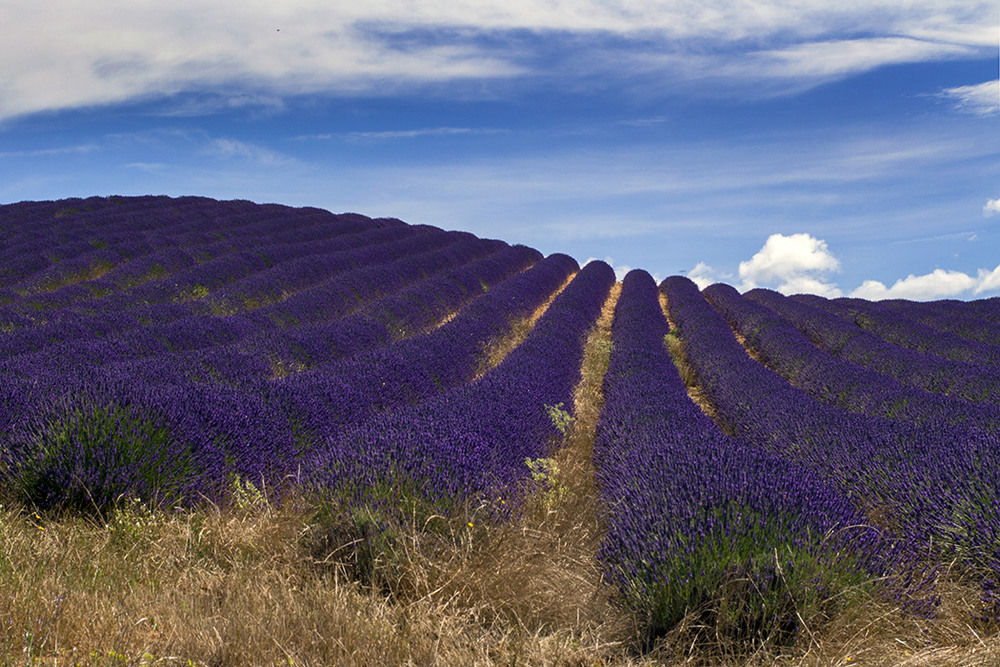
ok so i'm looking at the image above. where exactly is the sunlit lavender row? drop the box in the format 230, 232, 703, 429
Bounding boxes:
665, 276, 1000, 605
703, 283, 1000, 430
4, 195, 1000, 638
593, 271, 888, 640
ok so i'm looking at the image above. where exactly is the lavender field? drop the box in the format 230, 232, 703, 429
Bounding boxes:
3, 195, 1000, 663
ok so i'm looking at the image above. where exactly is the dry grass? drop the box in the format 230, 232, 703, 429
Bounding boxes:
0, 280, 643, 666
5, 281, 1000, 666
6, 495, 999, 666
0, 493, 641, 666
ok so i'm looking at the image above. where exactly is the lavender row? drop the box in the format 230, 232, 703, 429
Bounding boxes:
303, 259, 615, 512
703, 283, 1000, 430
0, 197, 294, 292
0, 367, 307, 509
744, 288, 1000, 405
663, 276, 1000, 587
0, 225, 464, 365
795, 294, 1000, 368
2, 197, 399, 309
76, 242, 538, 388
103, 225, 445, 312
880, 298, 1000, 347
82, 222, 414, 312
0, 196, 267, 299
595, 271, 885, 639
255, 243, 541, 372
268, 252, 580, 443
0, 222, 423, 361
0, 232, 502, 379
0, 251, 574, 507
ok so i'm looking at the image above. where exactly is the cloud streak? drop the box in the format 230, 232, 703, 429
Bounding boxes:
303, 127, 509, 141
939, 79, 1000, 116
0, 1, 994, 121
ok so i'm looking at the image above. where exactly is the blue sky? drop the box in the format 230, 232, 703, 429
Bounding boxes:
1, 1, 998, 299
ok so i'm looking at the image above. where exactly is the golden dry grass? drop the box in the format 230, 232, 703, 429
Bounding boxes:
0, 280, 640, 666
5, 281, 1000, 665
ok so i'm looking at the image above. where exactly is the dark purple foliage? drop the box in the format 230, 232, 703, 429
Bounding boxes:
268, 252, 579, 442
595, 271, 890, 639
744, 288, 1000, 404
795, 294, 1000, 367
303, 259, 615, 512
702, 283, 1000, 430
663, 276, 1000, 594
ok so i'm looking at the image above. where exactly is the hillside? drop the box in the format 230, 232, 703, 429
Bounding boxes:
2, 195, 1000, 665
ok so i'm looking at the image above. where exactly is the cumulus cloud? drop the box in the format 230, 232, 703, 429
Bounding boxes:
586, 256, 632, 282
738, 233, 842, 296
0, 1, 994, 121
850, 269, 977, 300
849, 265, 1000, 300
687, 261, 718, 289
977, 266, 1000, 293
985, 198, 1000, 216
939, 79, 1000, 116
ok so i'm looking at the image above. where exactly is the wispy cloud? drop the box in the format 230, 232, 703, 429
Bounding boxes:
123, 162, 167, 172
616, 116, 669, 127
891, 230, 981, 243
206, 138, 295, 166
0, 1, 994, 121
735, 37, 975, 89
302, 127, 509, 141
153, 94, 287, 118
0, 144, 98, 159
939, 79, 1000, 116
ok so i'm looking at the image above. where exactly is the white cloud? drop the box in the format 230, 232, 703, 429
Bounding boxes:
124, 162, 167, 172
738, 232, 841, 296
585, 256, 632, 282
308, 127, 509, 141
775, 274, 843, 298
687, 261, 718, 289
741, 37, 974, 86
0, 1, 994, 121
849, 266, 1000, 300
0, 144, 98, 159
206, 138, 294, 166
975, 266, 1000, 294
939, 79, 1000, 116
985, 198, 1000, 216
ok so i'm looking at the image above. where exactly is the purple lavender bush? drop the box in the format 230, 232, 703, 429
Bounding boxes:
596, 271, 890, 646
664, 276, 1000, 618
702, 282, 1000, 430
304, 259, 614, 516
